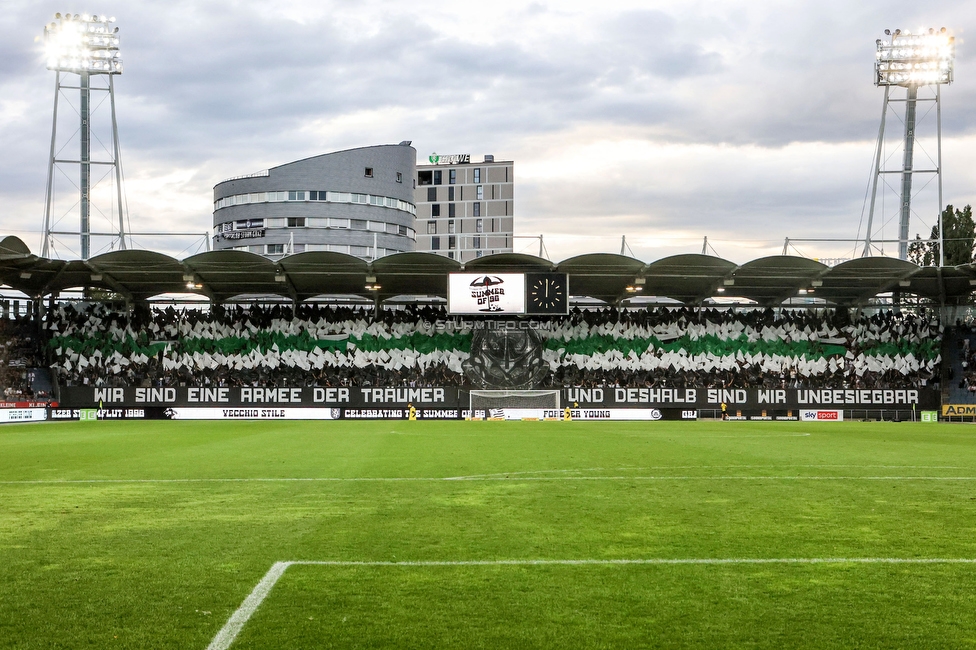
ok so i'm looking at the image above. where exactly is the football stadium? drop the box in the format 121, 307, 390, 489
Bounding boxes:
2, 240, 976, 648
3, 9, 975, 650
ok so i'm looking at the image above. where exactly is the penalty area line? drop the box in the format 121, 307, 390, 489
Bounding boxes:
206, 557, 976, 650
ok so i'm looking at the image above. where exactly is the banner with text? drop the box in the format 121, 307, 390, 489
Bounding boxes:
59, 386, 938, 412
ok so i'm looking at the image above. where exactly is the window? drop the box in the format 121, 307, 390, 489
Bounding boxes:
352, 193, 367, 203
266, 244, 285, 255
287, 191, 305, 201
308, 191, 318, 201
449, 169, 456, 185
476, 185, 484, 200
427, 221, 436, 234
476, 218, 484, 233
431, 236, 440, 251
474, 236, 481, 249
433, 170, 442, 185
427, 187, 437, 202
476, 250, 484, 258
473, 168, 481, 183
368, 221, 385, 232
448, 187, 455, 201
473, 202, 481, 217
351, 219, 367, 230
448, 220, 455, 234
448, 251, 454, 260
364, 167, 374, 178
418, 170, 433, 186
396, 172, 403, 183
448, 203, 456, 218
431, 204, 441, 217
449, 235, 456, 249
287, 218, 305, 228
399, 225, 408, 237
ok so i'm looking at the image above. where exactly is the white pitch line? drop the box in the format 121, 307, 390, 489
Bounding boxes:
291, 557, 976, 567
6, 475, 976, 485
206, 561, 292, 650
207, 557, 976, 650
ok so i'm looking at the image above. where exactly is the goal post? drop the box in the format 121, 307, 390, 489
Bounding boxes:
469, 390, 560, 412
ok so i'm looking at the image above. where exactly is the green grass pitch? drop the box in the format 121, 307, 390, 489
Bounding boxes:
3, 419, 976, 648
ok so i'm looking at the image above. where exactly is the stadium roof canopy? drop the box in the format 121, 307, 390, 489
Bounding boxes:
1, 235, 974, 307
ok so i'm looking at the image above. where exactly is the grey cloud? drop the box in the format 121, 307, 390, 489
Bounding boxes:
4, 0, 976, 262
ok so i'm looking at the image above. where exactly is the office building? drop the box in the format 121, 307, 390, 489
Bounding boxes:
213, 143, 417, 261
414, 154, 514, 262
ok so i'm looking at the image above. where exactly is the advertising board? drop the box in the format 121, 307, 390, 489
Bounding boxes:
799, 410, 844, 421
0, 408, 48, 423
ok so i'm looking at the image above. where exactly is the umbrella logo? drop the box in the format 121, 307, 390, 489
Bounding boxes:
468, 275, 506, 312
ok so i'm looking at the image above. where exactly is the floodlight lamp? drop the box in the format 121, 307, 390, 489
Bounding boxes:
44, 12, 122, 75
876, 28, 954, 87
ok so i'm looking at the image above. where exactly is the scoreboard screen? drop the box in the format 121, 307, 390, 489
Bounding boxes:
447, 273, 568, 315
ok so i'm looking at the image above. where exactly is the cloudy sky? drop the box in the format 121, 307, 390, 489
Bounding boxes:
2, 0, 974, 263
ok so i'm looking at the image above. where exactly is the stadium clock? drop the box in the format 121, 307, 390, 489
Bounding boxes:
525, 273, 568, 315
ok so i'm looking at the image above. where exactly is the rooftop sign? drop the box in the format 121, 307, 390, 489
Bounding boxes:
428, 153, 470, 165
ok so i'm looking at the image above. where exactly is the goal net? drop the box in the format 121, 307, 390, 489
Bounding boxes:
470, 390, 560, 413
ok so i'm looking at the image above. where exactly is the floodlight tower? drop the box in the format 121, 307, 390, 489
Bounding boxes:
41, 13, 125, 260
861, 28, 954, 263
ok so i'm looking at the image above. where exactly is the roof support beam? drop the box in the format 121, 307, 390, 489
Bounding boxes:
852, 266, 923, 306
179, 262, 216, 303
84, 261, 133, 303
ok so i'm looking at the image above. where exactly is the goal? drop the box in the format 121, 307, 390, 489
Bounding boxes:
469, 390, 560, 412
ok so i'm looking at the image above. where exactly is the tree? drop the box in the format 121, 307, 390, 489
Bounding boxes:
908, 204, 975, 266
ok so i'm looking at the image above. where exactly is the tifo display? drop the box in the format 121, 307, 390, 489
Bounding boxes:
13, 301, 941, 420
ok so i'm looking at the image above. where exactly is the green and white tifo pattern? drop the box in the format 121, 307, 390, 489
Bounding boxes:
45, 304, 940, 380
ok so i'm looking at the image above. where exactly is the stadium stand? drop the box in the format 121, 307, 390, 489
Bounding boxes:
0, 310, 48, 399
43, 302, 941, 391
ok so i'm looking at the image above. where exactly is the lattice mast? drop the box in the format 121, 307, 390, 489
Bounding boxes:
861, 28, 954, 263
41, 13, 125, 259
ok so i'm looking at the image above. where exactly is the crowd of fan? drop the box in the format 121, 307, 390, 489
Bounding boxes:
39, 301, 941, 392
0, 314, 47, 399
539, 306, 940, 390
957, 330, 976, 394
